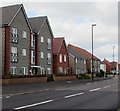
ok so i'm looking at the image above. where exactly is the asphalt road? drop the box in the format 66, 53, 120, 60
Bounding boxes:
2, 77, 119, 110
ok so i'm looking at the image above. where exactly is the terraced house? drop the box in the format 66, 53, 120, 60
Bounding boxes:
29, 16, 54, 75
53, 37, 69, 74
67, 45, 86, 74
2, 4, 31, 75
68, 44, 100, 73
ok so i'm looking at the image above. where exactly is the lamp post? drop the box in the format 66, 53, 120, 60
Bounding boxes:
91, 24, 96, 80
113, 46, 115, 75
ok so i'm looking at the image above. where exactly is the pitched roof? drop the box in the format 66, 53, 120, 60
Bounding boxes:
103, 59, 111, 65
29, 16, 46, 34
2, 4, 22, 25
68, 44, 100, 60
29, 16, 54, 37
67, 46, 86, 59
1, 4, 31, 30
53, 37, 66, 55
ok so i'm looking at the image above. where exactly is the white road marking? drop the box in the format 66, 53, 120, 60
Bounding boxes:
14, 99, 53, 110
64, 92, 84, 99
86, 83, 91, 85
6, 96, 10, 99
103, 85, 111, 89
89, 88, 100, 92
0, 96, 2, 99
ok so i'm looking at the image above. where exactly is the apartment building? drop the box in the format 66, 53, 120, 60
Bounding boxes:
67, 46, 86, 74
68, 44, 100, 73
2, 4, 31, 75
29, 16, 54, 75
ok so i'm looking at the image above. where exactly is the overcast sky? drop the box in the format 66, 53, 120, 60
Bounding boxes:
1, 0, 119, 62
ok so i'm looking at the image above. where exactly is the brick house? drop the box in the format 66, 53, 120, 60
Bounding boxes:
67, 45, 86, 74
1, 4, 31, 75
103, 59, 111, 72
110, 61, 118, 73
68, 44, 100, 73
53, 38, 69, 74
29, 16, 54, 75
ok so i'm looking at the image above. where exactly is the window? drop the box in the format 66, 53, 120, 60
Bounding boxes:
47, 53, 51, 64
31, 34, 35, 47
47, 68, 51, 74
75, 58, 78, 63
22, 49, 27, 56
64, 55, 67, 62
11, 47, 17, 53
59, 54, 62, 63
31, 51, 35, 64
64, 68, 67, 74
83, 59, 86, 64
41, 68, 45, 74
11, 47, 18, 63
59, 67, 63, 73
21, 67, 28, 75
22, 31, 27, 38
11, 67, 17, 74
41, 36, 44, 43
47, 38, 51, 49
41, 52, 44, 58
11, 28, 18, 43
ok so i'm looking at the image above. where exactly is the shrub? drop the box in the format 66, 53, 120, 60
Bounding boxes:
47, 74, 54, 82
79, 74, 91, 79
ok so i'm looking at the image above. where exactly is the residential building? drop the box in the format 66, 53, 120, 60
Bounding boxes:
67, 46, 86, 74
53, 38, 69, 74
100, 61, 106, 72
110, 61, 118, 73
29, 16, 54, 75
68, 44, 100, 73
2, 4, 31, 75
103, 59, 111, 72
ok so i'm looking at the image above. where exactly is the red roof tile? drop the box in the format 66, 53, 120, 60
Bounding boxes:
53, 37, 64, 55
68, 44, 100, 60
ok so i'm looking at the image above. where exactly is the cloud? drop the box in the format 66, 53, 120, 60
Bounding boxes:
1, 1, 118, 62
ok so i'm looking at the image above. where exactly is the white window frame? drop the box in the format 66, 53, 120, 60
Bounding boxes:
31, 34, 35, 47
11, 47, 17, 53
22, 49, 27, 56
47, 38, 51, 49
75, 58, 78, 63
59, 54, 62, 63
64, 55, 67, 62
12, 27, 17, 35
21, 67, 28, 75
41, 52, 44, 58
31, 51, 35, 64
22, 31, 27, 38
59, 67, 63, 73
47, 68, 51, 74
41, 36, 44, 43
11, 67, 17, 74
47, 53, 51, 64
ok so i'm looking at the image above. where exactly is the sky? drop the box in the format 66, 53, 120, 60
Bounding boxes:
1, 0, 119, 62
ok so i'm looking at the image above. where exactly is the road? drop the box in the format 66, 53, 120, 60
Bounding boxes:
2, 77, 119, 110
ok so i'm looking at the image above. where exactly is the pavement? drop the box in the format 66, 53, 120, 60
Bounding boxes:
1, 76, 119, 110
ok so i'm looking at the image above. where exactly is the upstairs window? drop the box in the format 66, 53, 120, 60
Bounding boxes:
75, 58, 78, 63
47, 53, 51, 64
64, 55, 67, 62
31, 34, 35, 47
11, 28, 18, 43
22, 49, 27, 56
59, 54, 62, 63
47, 38, 51, 49
22, 31, 27, 38
31, 51, 35, 64
41, 52, 44, 58
11, 47, 18, 63
41, 36, 44, 43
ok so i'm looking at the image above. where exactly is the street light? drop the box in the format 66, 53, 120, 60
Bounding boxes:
91, 24, 96, 80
